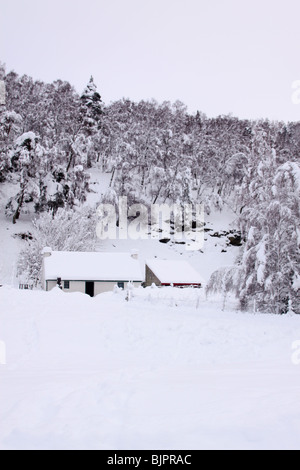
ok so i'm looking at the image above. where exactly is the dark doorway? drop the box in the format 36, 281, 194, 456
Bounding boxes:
85, 282, 95, 297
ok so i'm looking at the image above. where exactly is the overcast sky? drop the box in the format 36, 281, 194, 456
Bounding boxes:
1, 0, 300, 121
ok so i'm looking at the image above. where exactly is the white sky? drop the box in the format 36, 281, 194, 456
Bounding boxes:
1, 0, 300, 122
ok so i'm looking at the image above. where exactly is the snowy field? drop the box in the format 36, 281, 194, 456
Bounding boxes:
1, 286, 300, 450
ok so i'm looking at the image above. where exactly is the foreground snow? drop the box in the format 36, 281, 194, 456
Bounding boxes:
1, 286, 300, 450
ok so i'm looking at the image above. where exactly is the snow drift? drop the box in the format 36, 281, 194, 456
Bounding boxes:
1, 286, 300, 450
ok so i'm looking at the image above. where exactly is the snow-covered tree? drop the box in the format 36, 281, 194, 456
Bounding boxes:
80, 76, 103, 132
0, 109, 23, 181
238, 160, 300, 314
18, 206, 98, 285
6, 132, 45, 223
206, 266, 242, 311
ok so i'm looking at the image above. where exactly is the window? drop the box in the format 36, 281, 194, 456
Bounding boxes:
118, 282, 125, 290
64, 281, 70, 290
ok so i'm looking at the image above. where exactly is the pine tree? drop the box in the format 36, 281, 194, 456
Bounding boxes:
80, 76, 103, 132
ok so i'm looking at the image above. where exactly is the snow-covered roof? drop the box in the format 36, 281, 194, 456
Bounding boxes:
44, 251, 144, 282
146, 259, 203, 285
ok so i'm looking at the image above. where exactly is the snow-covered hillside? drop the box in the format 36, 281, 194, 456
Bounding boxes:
88, 168, 241, 282
0, 170, 241, 287
0, 286, 300, 450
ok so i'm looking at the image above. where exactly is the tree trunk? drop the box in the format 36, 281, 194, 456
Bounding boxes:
153, 185, 163, 205
109, 167, 116, 187
13, 186, 25, 224
66, 148, 76, 173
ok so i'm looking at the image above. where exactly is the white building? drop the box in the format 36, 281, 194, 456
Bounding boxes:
42, 248, 143, 297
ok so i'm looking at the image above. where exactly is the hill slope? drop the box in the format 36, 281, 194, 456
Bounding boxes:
0, 169, 241, 286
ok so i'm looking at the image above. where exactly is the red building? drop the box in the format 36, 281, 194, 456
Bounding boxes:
145, 259, 203, 288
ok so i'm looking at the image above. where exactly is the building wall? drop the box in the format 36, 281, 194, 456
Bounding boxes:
46, 280, 86, 294
46, 280, 59, 291
46, 280, 142, 296
145, 266, 162, 287
95, 282, 114, 296
94, 282, 141, 295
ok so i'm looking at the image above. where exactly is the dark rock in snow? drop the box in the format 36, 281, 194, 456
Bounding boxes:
14, 232, 34, 241
227, 235, 242, 247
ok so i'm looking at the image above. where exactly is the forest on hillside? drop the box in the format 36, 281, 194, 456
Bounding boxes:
1, 63, 300, 314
